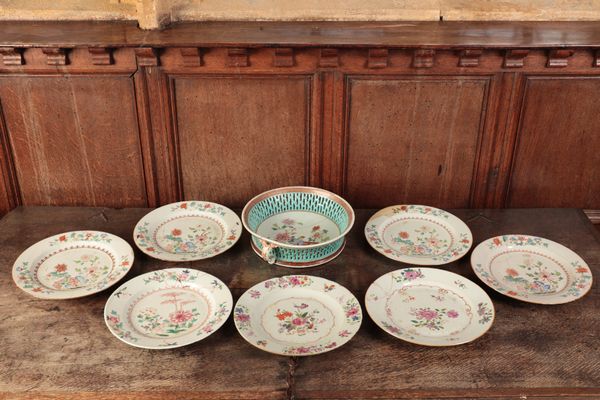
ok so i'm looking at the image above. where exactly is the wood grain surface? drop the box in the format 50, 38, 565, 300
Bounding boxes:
0, 76, 147, 208
173, 75, 311, 206
507, 77, 600, 208
2, 21, 600, 48
0, 207, 598, 399
344, 76, 488, 208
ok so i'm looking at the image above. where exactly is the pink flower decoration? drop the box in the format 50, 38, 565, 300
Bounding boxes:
292, 318, 304, 326
236, 313, 250, 322
417, 309, 438, 320
447, 310, 459, 318
170, 310, 193, 324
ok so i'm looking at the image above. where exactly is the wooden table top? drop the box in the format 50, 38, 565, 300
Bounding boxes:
0, 207, 599, 400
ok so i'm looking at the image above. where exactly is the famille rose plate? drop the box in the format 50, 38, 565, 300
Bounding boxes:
234, 275, 362, 356
366, 268, 494, 346
134, 201, 242, 262
471, 235, 593, 305
12, 231, 134, 300
104, 268, 232, 349
365, 205, 473, 265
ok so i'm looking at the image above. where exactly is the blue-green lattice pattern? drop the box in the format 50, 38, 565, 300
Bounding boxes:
252, 236, 345, 263
247, 191, 351, 263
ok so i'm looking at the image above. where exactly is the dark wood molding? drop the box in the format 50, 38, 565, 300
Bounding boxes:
503, 49, 529, 68
547, 48, 575, 67
319, 49, 339, 68
88, 47, 113, 65
3, 21, 600, 48
273, 48, 294, 67
413, 49, 435, 68
0, 48, 24, 66
226, 48, 249, 67
367, 48, 389, 69
42, 47, 67, 65
0, 100, 21, 212
584, 209, 600, 224
135, 47, 159, 67
458, 49, 482, 67
179, 47, 202, 67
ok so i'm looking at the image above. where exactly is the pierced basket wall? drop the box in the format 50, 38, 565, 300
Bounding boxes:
242, 186, 355, 267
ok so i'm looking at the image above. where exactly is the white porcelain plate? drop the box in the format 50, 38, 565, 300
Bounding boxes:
13, 231, 134, 300
471, 235, 593, 304
365, 205, 473, 265
234, 275, 362, 356
366, 268, 494, 346
104, 268, 232, 349
134, 201, 242, 262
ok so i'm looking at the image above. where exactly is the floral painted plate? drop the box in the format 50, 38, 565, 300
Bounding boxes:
104, 268, 232, 349
13, 231, 134, 300
366, 268, 494, 346
471, 235, 593, 304
234, 275, 362, 356
365, 205, 473, 265
134, 201, 242, 262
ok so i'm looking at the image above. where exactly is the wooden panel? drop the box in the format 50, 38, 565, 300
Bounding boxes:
0, 76, 147, 207
173, 75, 311, 206
344, 77, 488, 208
508, 77, 600, 208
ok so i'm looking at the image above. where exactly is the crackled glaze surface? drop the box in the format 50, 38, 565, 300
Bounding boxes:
366, 268, 494, 346
365, 205, 472, 265
12, 231, 134, 299
104, 268, 232, 349
134, 201, 242, 262
234, 275, 361, 356
471, 235, 593, 304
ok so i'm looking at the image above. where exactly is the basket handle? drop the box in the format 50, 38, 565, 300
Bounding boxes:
259, 239, 277, 264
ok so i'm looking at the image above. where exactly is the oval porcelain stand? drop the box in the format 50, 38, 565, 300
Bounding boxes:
104, 268, 232, 349
133, 201, 242, 262
365, 205, 473, 265
366, 268, 494, 346
234, 275, 362, 355
471, 234, 593, 304
13, 231, 134, 300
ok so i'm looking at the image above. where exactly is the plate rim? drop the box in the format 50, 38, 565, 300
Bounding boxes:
365, 267, 495, 347
364, 205, 473, 265
470, 234, 593, 305
133, 200, 242, 262
233, 274, 362, 356
12, 230, 134, 300
103, 267, 233, 350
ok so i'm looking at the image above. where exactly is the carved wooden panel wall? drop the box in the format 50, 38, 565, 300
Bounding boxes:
0, 24, 600, 216
171, 75, 313, 207
507, 77, 600, 208
344, 77, 488, 208
0, 75, 147, 208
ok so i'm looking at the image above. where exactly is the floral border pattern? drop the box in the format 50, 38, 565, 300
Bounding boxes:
134, 201, 241, 261
365, 205, 471, 264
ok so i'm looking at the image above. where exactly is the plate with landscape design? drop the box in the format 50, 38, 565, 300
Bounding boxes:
13, 231, 134, 300
365, 205, 473, 265
234, 275, 362, 356
471, 235, 593, 304
104, 268, 232, 349
366, 268, 494, 346
134, 201, 242, 262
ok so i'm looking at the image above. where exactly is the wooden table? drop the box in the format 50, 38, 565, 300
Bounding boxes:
1, 207, 599, 399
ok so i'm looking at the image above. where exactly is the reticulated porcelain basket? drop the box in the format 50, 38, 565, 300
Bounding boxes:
241, 186, 355, 267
